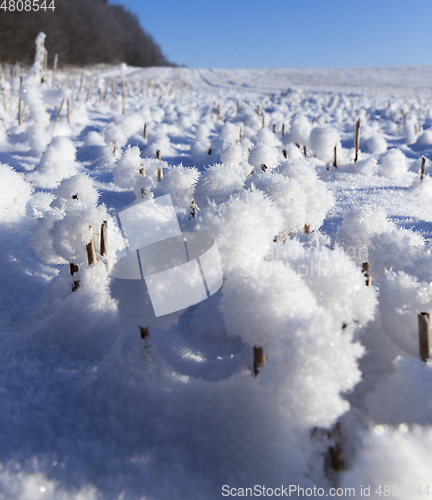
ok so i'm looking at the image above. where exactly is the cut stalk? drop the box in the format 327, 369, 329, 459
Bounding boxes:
122, 80, 126, 115
253, 346, 267, 377
421, 156, 426, 181
362, 262, 371, 286
418, 312, 431, 362
52, 98, 65, 130
70, 263, 80, 292
189, 200, 200, 219
100, 221, 108, 257
77, 73, 84, 101
86, 227, 98, 266
156, 149, 161, 161
333, 145, 337, 168
140, 326, 150, 339
143, 123, 147, 140
52, 53, 58, 86
354, 118, 361, 163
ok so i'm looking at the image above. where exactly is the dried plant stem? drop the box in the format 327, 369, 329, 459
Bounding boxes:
418, 312, 431, 362
253, 346, 267, 377
70, 263, 79, 292
77, 73, 84, 101
421, 156, 426, 180
354, 118, 361, 163
140, 326, 150, 339
52, 98, 65, 130
122, 80, 126, 115
52, 53, 58, 86
86, 227, 98, 266
100, 221, 108, 257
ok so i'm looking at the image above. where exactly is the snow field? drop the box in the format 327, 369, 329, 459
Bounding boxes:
1, 38, 432, 498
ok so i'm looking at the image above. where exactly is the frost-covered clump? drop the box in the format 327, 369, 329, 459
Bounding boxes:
366, 356, 432, 424
220, 142, 242, 165
158, 164, 199, 209
198, 189, 284, 272
309, 125, 341, 164
378, 149, 409, 177
414, 128, 432, 146
278, 159, 334, 230
378, 272, 432, 356
0, 164, 33, 224
20, 83, 51, 153
194, 163, 246, 208
352, 157, 379, 176
113, 146, 169, 201
190, 122, 215, 166
255, 128, 281, 148
25, 32, 46, 84
143, 132, 176, 159
284, 114, 311, 148
249, 159, 334, 234
28, 136, 80, 188
341, 425, 432, 491
18, 33, 51, 152
31, 174, 122, 267
103, 123, 128, 161
284, 238, 377, 327
410, 174, 432, 199
113, 145, 144, 189
336, 207, 424, 277
248, 143, 280, 173
283, 143, 304, 160
220, 122, 241, 147
363, 134, 388, 154
250, 172, 307, 233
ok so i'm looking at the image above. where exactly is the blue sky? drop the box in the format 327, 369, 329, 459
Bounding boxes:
111, 0, 432, 69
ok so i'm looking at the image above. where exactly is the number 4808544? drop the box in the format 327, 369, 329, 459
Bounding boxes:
0, 0, 55, 11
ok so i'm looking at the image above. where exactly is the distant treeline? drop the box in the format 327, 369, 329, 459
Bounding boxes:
0, 0, 172, 67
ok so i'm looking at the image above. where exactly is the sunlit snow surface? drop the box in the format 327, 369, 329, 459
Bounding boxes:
1, 66, 432, 499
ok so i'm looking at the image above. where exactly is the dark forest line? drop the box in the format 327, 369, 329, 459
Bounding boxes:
0, 0, 173, 67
